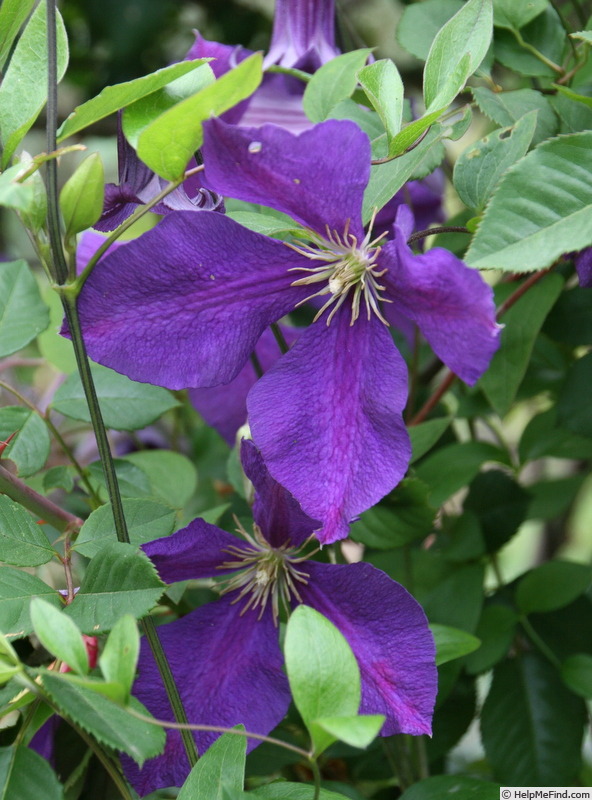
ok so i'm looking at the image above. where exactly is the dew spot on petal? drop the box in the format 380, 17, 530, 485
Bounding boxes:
248, 141, 262, 153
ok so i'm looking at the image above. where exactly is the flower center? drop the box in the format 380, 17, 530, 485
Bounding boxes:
286, 212, 391, 326
216, 519, 313, 625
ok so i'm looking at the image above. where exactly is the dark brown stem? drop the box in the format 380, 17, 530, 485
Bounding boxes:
0, 463, 83, 532
407, 226, 469, 246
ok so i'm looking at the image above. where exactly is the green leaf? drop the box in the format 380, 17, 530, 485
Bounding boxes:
64, 542, 164, 633
0, 567, 61, 638
225, 210, 298, 237
30, 599, 89, 675
453, 111, 537, 210
314, 715, 384, 749
423, 0, 493, 110
136, 53, 263, 180
0, 260, 49, 358
464, 470, 530, 553
87, 459, 151, 500
302, 49, 373, 123
122, 450, 198, 509
479, 273, 564, 416
494, 7, 565, 78
362, 125, 443, 223
465, 604, 518, 674
386, 108, 445, 159
284, 605, 360, 755
37, 286, 76, 373
253, 784, 348, 800
0, 163, 44, 226
423, 564, 485, 634
399, 775, 501, 800
41, 671, 165, 766
57, 59, 210, 141
409, 418, 451, 463
516, 560, 592, 615
544, 287, 592, 346
59, 153, 105, 239
51, 364, 179, 431
177, 730, 246, 800
0, 1, 68, 167
0, 745, 63, 800
414, 442, 508, 507
481, 653, 586, 785
43, 465, 75, 494
123, 63, 215, 147
557, 352, 592, 438
351, 479, 435, 550
0, 406, 50, 478
98, 615, 139, 703
528, 474, 586, 521
0, 495, 54, 567
431, 623, 480, 666
561, 654, 592, 698
493, 0, 548, 29
471, 86, 557, 146
397, 0, 464, 61
0, 0, 37, 70
73, 498, 175, 558
357, 60, 404, 152
466, 132, 592, 271
56, 367, 179, 433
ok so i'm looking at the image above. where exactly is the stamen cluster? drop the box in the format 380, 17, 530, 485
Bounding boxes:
287, 213, 391, 326
217, 519, 312, 624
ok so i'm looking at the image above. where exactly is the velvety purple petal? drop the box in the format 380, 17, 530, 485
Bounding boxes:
142, 518, 245, 583
202, 118, 370, 239
382, 210, 501, 385
75, 211, 311, 389
29, 716, 61, 764
75, 230, 126, 276
125, 597, 289, 795
299, 562, 436, 736
248, 307, 411, 544
575, 248, 592, 288
189, 325, 299, 446
264, 0, 338, 70
375, 172, 445, 239
240, 439, 320, 548
238, 77, 314, 133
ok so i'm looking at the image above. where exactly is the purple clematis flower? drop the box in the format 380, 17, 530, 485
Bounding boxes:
75, 118, 500, 543
125, 440, 436, 796
95, 122, 223, 232
574, 248, 592, 288
190, 324, 300, 446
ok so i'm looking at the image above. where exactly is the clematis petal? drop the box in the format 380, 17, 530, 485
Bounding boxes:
247, 307, 411, 544
240, 439, 320, 548
382, 208, 501, 385
143, 518, 245, 583
299, 561, 437, 736
264, 0, 338, 70
574, 248, 592, 288
74, 211, 311, 389
202, 118, 370, 239
189, 325, 299, 446
125, 598, 289, 795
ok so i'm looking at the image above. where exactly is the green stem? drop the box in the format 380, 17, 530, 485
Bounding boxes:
73, 164, 204, 294
309, 757, 322, 800
271, 323, 289, 355
60, 298, 130, 543
140, 616, 199, 765
267, 64, 311, 83
125, 705, 311, 759
45, 0, 196, 769
520, 616, 562, 670
511, 28, 563, 74
0, 463, 83, 532
250, 351, 264, 379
